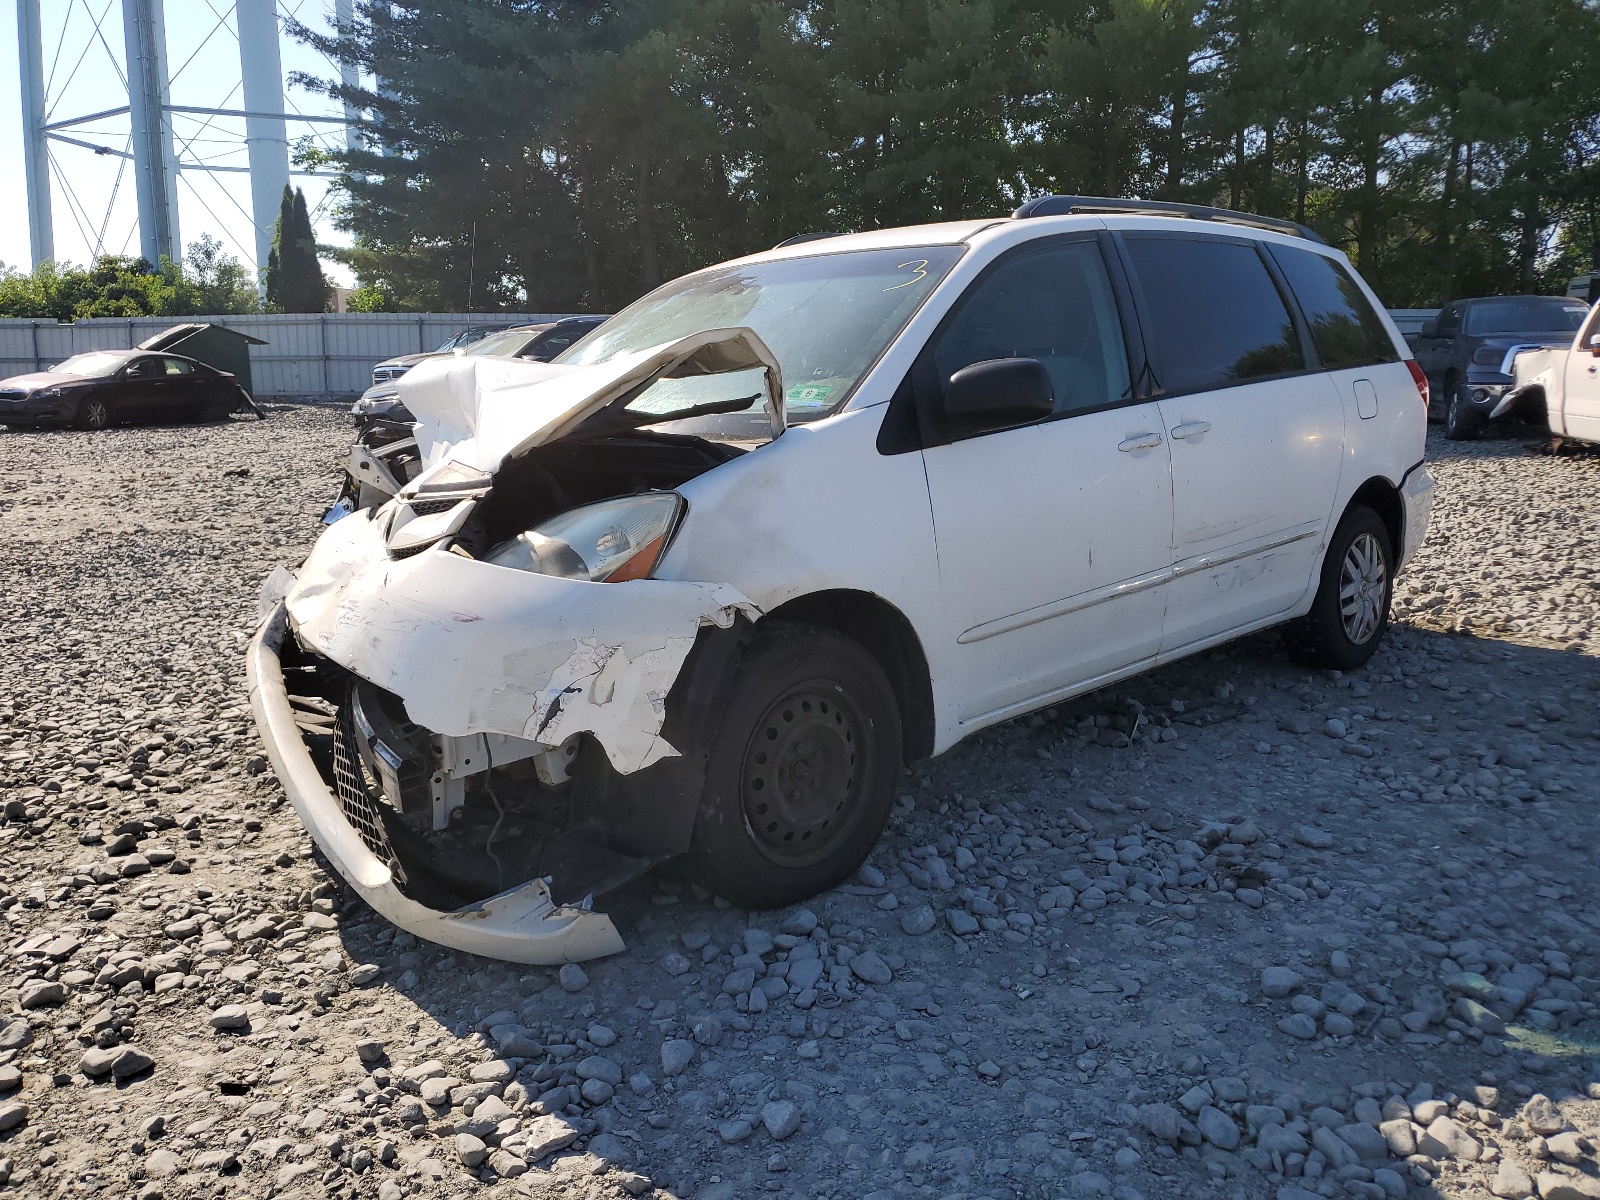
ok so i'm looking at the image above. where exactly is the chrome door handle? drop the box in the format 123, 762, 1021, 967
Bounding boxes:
1170, 420, 1212, 439
1118, 432, 1164, 453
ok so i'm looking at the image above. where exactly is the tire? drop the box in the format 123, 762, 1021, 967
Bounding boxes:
687, 621, 901, 909
75, 397, 111, 431
1444, 383, 1486, 441
1283, 506, 1394, 671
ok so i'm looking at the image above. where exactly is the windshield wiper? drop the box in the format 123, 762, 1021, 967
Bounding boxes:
580, 393, 763, 437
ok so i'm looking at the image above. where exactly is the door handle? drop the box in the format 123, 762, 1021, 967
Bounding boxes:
1588, 365, 1596, 375
1170, 420, 1212, 440
1118, 432, 1163, 453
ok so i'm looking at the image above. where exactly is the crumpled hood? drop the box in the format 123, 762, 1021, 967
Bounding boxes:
394, 327, 784, 477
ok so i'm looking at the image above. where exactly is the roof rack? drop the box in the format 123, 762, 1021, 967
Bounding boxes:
772, 232, 844, 249
1012, 195, 1324, 244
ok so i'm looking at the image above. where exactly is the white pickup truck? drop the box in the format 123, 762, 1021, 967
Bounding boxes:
1497, 301, 1600, 444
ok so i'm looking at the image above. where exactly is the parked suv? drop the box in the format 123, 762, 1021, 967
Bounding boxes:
250, 197, 1432, 963
1410, 294, 1587, 438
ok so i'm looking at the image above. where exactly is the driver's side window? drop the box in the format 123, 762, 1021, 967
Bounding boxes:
933, 241, 1131, 419
124, 357, 160, 378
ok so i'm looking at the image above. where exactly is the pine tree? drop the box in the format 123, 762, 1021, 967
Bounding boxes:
266, 185, 328, 312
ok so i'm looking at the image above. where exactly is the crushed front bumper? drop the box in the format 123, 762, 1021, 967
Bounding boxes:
247, 603, 626, 964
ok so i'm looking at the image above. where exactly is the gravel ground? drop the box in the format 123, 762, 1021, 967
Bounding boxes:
0, 409, 1597, 1200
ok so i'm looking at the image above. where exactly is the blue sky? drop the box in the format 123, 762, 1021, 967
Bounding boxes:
2, 0, 356, 284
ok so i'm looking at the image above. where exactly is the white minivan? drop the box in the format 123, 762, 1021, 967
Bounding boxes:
250, 197, 1433, 963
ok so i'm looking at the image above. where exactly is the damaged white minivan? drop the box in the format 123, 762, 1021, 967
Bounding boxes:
249, 196, 1433, 964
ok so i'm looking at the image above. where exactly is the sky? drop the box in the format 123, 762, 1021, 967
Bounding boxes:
1, 0, 356, 286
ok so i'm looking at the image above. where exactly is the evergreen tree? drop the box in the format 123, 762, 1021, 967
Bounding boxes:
288, 0, 1600, 311
266, 185, 329, 312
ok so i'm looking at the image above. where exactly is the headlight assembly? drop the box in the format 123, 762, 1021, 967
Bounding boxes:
485, 493, 683, 583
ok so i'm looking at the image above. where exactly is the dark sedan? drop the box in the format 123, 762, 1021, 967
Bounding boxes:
0, 350, 249, 431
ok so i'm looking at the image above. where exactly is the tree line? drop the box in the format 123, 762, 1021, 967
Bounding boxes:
1, 187, 328, 320
298, 0, 1600, 314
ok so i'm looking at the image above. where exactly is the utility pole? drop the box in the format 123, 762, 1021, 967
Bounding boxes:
17, 0, 53, 267
122, 0, 179, 265
238, 0, 292, 282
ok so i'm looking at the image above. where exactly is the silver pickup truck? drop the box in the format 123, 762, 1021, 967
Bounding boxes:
1497, 300, 1600, 446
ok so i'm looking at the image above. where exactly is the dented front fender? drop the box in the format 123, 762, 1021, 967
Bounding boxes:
283, 504, 760, 774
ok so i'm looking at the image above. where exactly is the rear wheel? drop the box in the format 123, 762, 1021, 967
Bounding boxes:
1444, 383, 1486, 441
1283, 506, 1394, 671
687, 621, 901, 909
76, 397, 111, 431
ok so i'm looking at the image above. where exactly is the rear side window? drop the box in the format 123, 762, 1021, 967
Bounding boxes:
933, 240, 1131, 418
1123, 236, 1303, 394
1270, 245, 1398, 369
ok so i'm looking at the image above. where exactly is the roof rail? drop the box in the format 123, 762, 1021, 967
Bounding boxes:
772, 232, 844, 249
1012, 195, 1324, 244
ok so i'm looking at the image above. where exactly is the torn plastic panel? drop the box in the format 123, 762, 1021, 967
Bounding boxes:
247, 604, 627, 964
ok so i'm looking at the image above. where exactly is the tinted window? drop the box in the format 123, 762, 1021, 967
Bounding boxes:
1124, 236, 1303, 394
1270, 245, 1398, 369
1464, 298, 1586, 335
126, 357, 163, 378
933, 241, 1131, 417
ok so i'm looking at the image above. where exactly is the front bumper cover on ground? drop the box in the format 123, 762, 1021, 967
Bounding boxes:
247, 603, 627, 964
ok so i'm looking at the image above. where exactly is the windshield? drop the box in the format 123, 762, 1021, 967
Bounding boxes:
1465, 298, 1587, 335
557, 246, 963, 421
52, 352, 126, 378
464, 329, 541, 357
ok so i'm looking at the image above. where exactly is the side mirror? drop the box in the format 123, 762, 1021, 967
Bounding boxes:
1419, 319, 1440, 339
942, 358, 1054, 435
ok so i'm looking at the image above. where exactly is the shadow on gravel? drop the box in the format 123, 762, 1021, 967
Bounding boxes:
284, 610, 1599, 1200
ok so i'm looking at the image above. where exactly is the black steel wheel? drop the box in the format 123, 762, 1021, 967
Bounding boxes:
688, 621, 900, 908
1444, 383, 1486, 441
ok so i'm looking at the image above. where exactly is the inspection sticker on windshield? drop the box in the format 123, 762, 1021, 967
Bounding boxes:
786, 383, 834, 408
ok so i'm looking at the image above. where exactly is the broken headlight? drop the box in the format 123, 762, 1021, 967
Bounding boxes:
480, 496, 681, 585
484, 493, 683, 583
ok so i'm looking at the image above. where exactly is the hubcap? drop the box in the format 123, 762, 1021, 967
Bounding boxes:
741, 686, 862, 867
1338, 532, 1387, 644
86, 401, 108, 429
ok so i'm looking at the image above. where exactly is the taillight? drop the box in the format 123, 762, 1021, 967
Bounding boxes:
1405, 360, 1429, 413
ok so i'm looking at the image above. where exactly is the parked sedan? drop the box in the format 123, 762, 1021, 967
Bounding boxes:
367, 324, 516, 387
0, 350, 249, 430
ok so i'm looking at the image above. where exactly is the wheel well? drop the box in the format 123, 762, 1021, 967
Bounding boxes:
1348, 477, 1403, 556
763, 590, 935, 765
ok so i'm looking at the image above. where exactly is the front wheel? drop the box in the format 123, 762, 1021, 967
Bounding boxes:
1283, 506, 1394, 671
76, 397, 111, 431
687, 621, 901, 909
1444, 384, 1486, 441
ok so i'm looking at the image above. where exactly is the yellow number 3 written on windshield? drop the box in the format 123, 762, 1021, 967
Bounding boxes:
884, 259, 930, 291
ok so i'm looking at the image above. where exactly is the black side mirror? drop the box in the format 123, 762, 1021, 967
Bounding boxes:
942, 358, 1054, 436
1419, 320, 1439, 339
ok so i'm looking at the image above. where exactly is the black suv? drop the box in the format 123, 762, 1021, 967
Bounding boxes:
1411, 295, 1587, 438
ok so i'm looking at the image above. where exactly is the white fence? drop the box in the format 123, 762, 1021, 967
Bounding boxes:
1, 307, 1440, 399
0, 313, 583, 398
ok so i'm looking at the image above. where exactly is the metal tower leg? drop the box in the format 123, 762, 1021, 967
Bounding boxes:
17, 0, 54, 267
123, 0, 176, 266
335, 0, 363, 154
237, 0, 291, 282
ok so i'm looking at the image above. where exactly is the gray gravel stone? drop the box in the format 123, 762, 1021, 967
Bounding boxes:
761, 1099, 801, 1140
